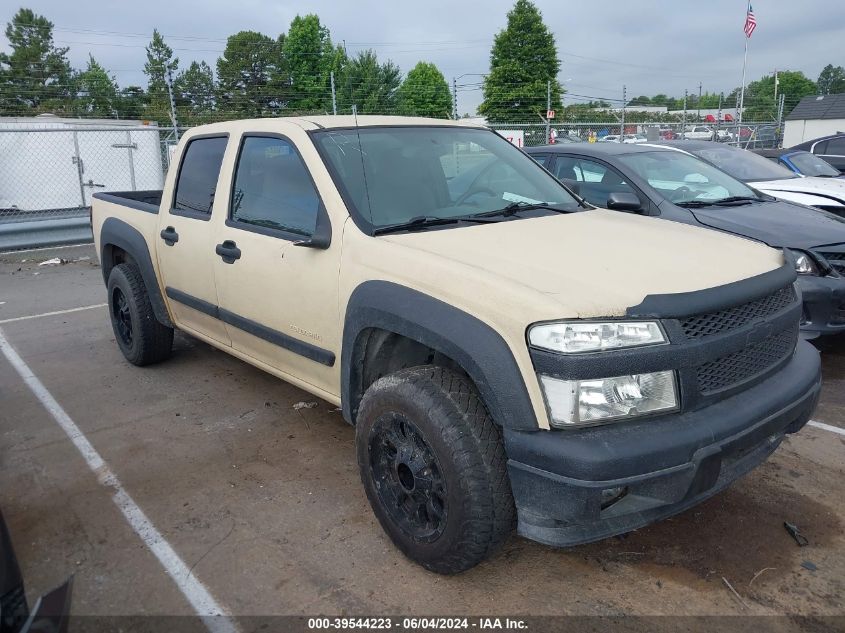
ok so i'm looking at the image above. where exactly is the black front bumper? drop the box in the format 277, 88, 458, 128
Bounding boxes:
797, 274, 845, 337
504, 340, 821, 547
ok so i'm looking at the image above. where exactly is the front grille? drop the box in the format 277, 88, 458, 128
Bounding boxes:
680, 285, 796, 338
819, 251, 845, 274
696, 328, 797, 394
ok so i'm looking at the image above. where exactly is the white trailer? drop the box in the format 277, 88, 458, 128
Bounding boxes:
0, 115, 168, 215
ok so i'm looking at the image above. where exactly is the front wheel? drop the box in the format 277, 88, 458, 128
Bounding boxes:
356, 366, 515, 574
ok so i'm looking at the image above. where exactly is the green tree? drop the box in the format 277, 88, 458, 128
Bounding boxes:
629, 95, 651, 106
817, 64, 845, 95
117, 86, 147, 120
0, 8, 73, 115
478, 0, 562, 122
176, 60, 215, 123
733, 70, 817, 120
283, 14, 337, 112
397, 61, 451, 117
216, 30, 283, 117
143, 29, 179, 124
73, 55, 118, 117
336, 50, 401, 114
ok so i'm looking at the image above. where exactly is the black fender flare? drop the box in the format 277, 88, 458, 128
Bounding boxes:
99, 217, 173, 328
341, 280, 537, 430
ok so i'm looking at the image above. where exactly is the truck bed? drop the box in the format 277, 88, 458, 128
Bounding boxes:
92, 190, 162, 214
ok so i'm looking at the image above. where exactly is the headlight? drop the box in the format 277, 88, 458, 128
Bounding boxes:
789, 249, 819, 276
528, 321, 666, 354
539, 371, 678, 428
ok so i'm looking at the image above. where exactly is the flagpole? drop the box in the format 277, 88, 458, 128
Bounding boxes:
738, 1, 750, 124
738, 35, 748, 124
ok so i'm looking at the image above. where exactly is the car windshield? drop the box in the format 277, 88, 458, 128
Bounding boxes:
690, 144, 798, 181
789, 151, 840, 177
618, 150, 760, 204
312, 126, 581, 232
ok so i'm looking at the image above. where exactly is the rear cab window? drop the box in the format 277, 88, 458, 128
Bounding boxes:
171, 136, 228, 219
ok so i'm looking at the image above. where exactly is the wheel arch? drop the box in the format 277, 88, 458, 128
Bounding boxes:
342, 281, 537, 431
100, 217, 173, 328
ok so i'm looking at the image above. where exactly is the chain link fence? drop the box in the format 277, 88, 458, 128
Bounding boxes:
0, 118, 782, 251
0, 122, 178, 251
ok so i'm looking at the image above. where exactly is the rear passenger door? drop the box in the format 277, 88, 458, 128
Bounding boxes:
210, 132, 341, 396
156, 134, 232, 345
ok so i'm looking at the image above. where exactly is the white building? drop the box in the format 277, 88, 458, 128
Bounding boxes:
783, 94, 845, 147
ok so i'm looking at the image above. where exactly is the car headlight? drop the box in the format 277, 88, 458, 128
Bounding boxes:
789, 249, 819, 276
539, 371, 678, 428
528, 320, 666, 354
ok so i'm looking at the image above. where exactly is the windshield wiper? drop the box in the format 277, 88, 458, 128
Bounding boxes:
676, 195, 762, 208
373, 215, 461, 236
469, 201, 570, 219
709, 195, 763, 205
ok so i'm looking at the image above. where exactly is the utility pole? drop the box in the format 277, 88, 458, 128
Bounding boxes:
452, 77, 458, 119
777, 92, 786, 146
697, 82, 702, 119
717, 92, 724, 137
330, 71, 337, 116
774, 69, 779, 102
545, 80, 551, 143
620, 84, 626, 137
681, 89, 688, 134
165, 68, 179, 142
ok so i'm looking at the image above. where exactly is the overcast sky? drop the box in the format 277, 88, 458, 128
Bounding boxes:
3, 0, 844, 114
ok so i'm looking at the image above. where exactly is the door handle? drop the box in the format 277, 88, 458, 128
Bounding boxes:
160, 226, 179, 246
215, 240, 241, 264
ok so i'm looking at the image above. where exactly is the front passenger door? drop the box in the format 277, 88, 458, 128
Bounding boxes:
211, 133, 341, 396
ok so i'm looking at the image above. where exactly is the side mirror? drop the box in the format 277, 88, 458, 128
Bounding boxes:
606, 191, 642, 212
293, 203, 332, 249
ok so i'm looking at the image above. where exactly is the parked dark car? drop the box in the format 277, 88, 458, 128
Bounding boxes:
754, 149, 843, 178
526, 142, 845, 338
791, 134, 845, 173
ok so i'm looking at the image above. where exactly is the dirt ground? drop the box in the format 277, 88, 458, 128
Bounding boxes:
1, 245, 843, 626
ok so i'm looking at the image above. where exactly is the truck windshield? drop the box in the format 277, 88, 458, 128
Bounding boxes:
312, 126, 581, 233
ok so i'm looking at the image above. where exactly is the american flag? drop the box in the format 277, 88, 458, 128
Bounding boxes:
744, 4, 757, 38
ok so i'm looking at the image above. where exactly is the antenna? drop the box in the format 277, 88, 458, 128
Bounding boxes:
351, 104, 374, 225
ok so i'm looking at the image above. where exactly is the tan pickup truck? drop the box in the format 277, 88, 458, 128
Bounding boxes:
92, 116, 821, 573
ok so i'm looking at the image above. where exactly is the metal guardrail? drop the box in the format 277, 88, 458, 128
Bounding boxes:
0, 216, 93, 252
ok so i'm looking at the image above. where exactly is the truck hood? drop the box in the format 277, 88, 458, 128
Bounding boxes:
381, 209, 783, 318
688, 198, 845, 250
752, 176, 845, 205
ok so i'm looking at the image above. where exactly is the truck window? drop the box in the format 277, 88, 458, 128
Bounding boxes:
173, 136, 228, 218
230, 136, 320, 237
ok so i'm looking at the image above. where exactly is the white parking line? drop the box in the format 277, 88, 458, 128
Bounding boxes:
0, 328, 237, 633
0, 304, 107, 325
808, 420, 845, 437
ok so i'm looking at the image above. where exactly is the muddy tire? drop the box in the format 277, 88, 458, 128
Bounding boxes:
356, 366, 515, 574
107, 263, 173, 366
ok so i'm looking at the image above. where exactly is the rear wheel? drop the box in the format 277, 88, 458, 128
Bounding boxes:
356, 366, 515, 574
107, 263, 173, 366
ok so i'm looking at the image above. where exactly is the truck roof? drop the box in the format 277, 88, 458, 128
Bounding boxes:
186, 115, 485, 135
